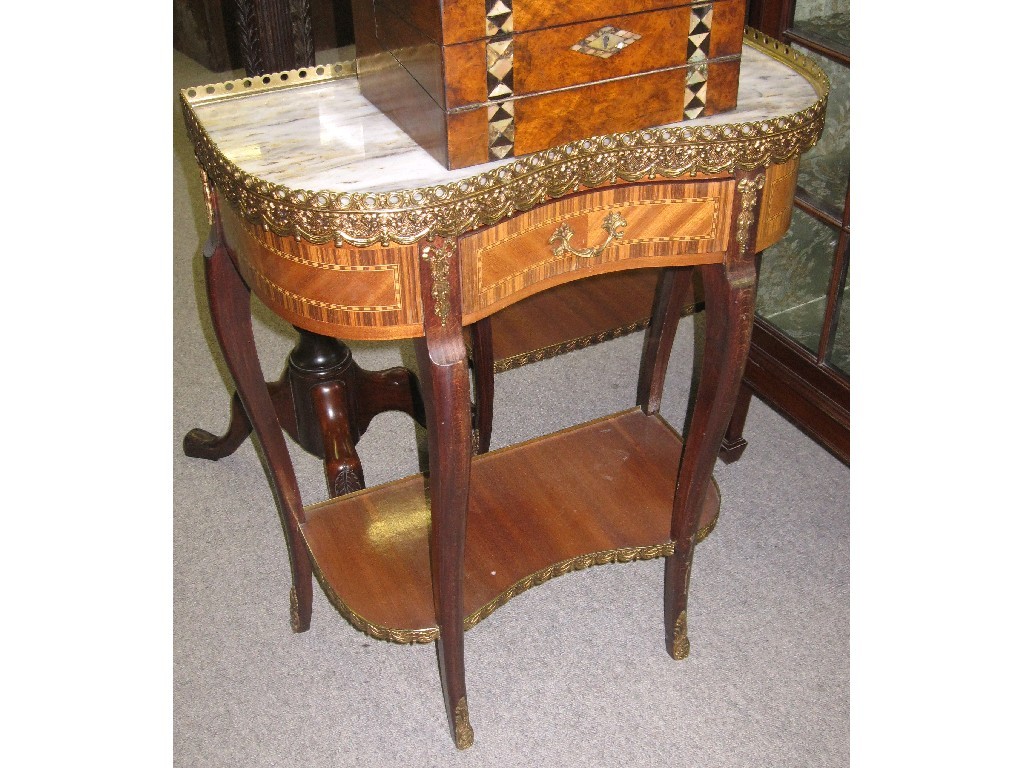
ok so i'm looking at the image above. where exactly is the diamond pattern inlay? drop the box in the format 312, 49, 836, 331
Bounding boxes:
485, 0, 513, 36
485, 0, 516, 158
487, 100, 515, 159
684, 64, 709, 119
683, 5, 713, 120
571, 25, 642, 59
486, 35, 514, 99
686, 5, 713, 63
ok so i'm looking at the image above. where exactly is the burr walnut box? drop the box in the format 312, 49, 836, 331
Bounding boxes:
351, 0, 745, 169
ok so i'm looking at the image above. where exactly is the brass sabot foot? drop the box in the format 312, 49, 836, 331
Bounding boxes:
454, 697, 474, 750
289, 587, 307, 633
671, 611, 690, 660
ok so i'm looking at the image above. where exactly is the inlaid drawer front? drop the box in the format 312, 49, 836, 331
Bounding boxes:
460, 180, 734, 319
755, 156, 800, 252
219, 203, 424, 340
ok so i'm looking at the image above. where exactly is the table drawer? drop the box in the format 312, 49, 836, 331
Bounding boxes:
459, 180, 734, 320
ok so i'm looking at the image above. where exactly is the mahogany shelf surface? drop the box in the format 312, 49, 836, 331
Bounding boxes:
487, 270, 665, 371
300, 408, 720, 643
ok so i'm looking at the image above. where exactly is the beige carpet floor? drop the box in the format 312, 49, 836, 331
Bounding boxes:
172, 49, 849, 767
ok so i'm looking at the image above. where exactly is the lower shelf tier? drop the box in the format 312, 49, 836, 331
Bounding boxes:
300, 408, 720, 644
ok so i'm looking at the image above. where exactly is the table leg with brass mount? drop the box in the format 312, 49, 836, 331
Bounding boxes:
179, 31, 828, 749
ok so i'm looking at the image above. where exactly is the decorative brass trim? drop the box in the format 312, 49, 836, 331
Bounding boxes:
421, 239, 455, 326
180, 30, 828, 248
696, 509, 718, 543
329, 465, 364, 497
735, 173, 766, 254
494, 302, 708, 372
307, 541, 671, 645
303, 478, 721, 645
308, 560, 438, 644
463, 542, 676, 632
494, 318, 653, 373
182, 60, 354, 105
289, 586, 302, 632
198, 167, 215, 225
548, 211, 628, 259
671, 610, 690, 660
454, 697, 474, 750
478, 197, 719, 297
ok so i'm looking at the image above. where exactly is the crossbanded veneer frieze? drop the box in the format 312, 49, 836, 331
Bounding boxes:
219, 205, 425, 340
459, 181, 735, 320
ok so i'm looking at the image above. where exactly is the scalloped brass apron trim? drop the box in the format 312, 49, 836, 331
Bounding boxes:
301, 482, 720, 645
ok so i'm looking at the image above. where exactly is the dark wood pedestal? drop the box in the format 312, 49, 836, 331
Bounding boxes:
183, 327, 425, 497
179, 30, 826, 747
182, 268, 754, 495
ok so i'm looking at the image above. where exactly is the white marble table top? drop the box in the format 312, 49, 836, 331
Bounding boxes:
184, 39, 826, 197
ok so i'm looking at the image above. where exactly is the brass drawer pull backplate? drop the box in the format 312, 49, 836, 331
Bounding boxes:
548, 212, 628, 259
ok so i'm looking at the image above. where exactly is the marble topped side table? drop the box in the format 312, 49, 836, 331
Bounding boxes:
180, 30, 827, 749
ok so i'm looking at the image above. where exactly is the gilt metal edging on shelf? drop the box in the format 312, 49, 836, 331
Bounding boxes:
180, 29, 828, 248
306, 495, 720, 646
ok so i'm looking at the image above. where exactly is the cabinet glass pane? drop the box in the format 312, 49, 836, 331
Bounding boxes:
756, 207, 839, 355
791, 46, 848, 216
827, 252, 850, 375
792, 0, 850, 58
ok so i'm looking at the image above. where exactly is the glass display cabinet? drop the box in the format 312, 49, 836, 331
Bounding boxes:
726, 0, 850, 463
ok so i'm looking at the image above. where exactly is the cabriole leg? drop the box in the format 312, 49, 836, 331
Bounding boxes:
417, 237, 475, 749
202, 221, 313, 633
469, 316, 495, 454
720, 382, 754, 463
637, 267, 694, 415
664, 170, 764, 659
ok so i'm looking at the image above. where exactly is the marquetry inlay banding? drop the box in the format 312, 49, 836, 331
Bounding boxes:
244, 222, 402, 278
476, 197, 723, 294
240, 222, 403, 312
756, 158, 798, 250
683, 4, 713, 119
486, 0, 515, 160
252, 271, 403, 317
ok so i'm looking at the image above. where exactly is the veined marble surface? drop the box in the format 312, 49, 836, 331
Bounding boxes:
189, 43, 822, 196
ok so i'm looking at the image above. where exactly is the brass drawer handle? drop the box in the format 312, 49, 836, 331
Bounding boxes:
548, 212, 628, 259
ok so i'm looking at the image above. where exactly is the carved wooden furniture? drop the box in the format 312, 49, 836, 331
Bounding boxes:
351, 0, 744, 168
181, 0, 417, 498
724, 0, 849, 463
179, 31, 827, 749
173, 0, 354, 73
